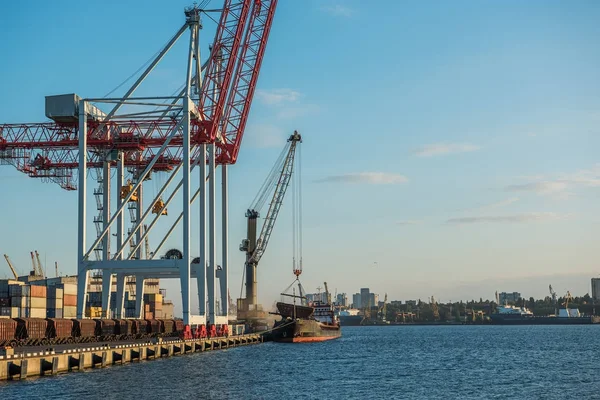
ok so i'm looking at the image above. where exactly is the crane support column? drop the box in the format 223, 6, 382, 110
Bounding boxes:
101, 270, 112, 318
77, 99, 88, 319
207, 144, 216, 323
115, 273, 126, 319
101, 160, 112, 318
180, 96, 191, 325
220, 164, 228, 316
134, 275, 145, 319
197, 143, 207, 317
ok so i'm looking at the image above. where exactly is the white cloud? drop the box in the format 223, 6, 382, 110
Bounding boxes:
396, 220, 421, 226
506, 181, 568, 195
506, 166, 600, 197
414, 143, 481, 157
321, 5, 354, 17
446, 212, 565, 225
255, 89, 300, 105
315, 172, 408, 185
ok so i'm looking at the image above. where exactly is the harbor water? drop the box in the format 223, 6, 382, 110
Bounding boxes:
1, 325, 599, 399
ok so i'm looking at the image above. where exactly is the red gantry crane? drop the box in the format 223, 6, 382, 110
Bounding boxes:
0, 0, 279, 327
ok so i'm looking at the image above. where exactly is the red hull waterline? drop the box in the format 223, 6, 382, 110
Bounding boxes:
277, 335, 340, 343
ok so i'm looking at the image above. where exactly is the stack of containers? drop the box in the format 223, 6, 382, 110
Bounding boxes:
124, 293, 136, 318
59, 283, 77, 318
47, 286, 64, 318
9, 283, 26, 318
23, 285, 47, 318
144, 304, 153, 320
144, 293, 163, 319
0, 280, 19, 317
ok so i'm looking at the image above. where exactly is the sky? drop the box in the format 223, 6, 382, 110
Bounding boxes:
0, 1, 599, 316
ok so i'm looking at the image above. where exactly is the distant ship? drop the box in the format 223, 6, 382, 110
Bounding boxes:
337, 308, 363, 326
272, 299, 341, 342
490, 304, 599, 325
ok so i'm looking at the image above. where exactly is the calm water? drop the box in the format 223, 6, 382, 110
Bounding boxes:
2, 325, 600, 399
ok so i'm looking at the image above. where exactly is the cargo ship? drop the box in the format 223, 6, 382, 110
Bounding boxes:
271, 282, 341, 343
337, 309, 363, 326
490, 304, 600, 325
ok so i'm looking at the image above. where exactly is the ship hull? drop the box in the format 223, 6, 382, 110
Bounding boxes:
339, 315, 363, 326
490, 314, 600, 325
272, 318, 341, 343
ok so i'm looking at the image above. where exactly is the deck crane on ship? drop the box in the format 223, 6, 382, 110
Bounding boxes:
237, 131, 302, 331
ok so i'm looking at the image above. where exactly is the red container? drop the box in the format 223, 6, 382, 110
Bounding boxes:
15, 318, 47, 340
72, 319, 96, 338
94, 319, 117, 336
63, 294, 77, 307
30, 285, 47, 298
46, 318, 73, 339
145, 319, 161, 334
0, 319, 17, 343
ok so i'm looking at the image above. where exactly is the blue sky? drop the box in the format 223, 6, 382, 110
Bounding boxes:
1, 1, 599, 314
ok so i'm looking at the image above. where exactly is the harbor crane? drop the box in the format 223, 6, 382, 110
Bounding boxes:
34, 250, 45, 278
0, 0, 279, 325
238, 131, 302, 323
431, 296, 440, 321
3, 254, 19, 280
549, 285, 558, 315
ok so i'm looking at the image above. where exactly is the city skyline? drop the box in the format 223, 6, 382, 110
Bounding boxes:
0, 1, 599, 317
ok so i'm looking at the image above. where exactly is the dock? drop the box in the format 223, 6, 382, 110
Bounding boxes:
0, 334, 263, 381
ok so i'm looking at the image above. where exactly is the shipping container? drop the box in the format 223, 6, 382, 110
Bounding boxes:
63, 306, 77, 318
25, 308, 46, 319
72, 319, 96, 338
47, 287, 63, 300
60, 283, 77, 296
11, 296, 26, 308
9, 284, 23, 297
0, 298, 9, 307
0, 307, 10, 317
0, 319, 17, 344
10, 307, 21, 318
144, 312, 154, 320
27, 297, 47, 309
47, 299, 63, 309
23, 285, 47, 298
63, 294, 77, 307
15, 318, 47, 340
46, 318, 73, 339
47, 309, 64, 319
125, 308, 136, 318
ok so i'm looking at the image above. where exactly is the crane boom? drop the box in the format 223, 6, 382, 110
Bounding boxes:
250, 132, 301, 264
34, 250, 45, 277
239, 130, 301, 311
3, 254, 19, 280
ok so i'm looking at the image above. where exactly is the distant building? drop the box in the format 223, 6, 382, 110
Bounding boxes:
405, 300, 417, 307
391, 300, 402, 306
370, 293, 379, 308
336, 293, 347, 306
360, 288, 370, 309
592, 278, 600, 301
499, 292, 521, 305
352, 293, 361, 309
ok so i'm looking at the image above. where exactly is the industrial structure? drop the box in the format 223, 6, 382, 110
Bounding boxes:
236, 131, 302, 326
0, 0, 279, 327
